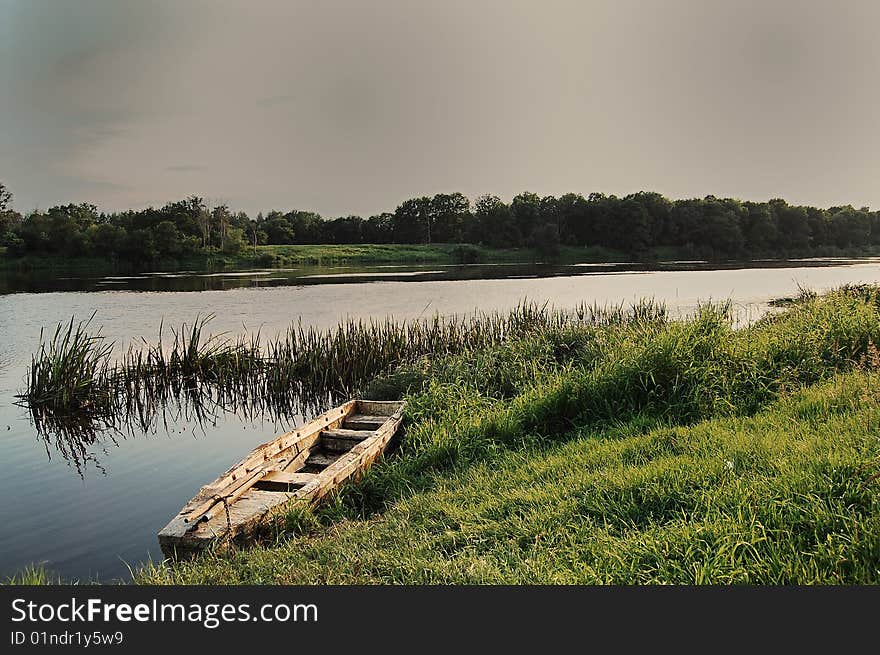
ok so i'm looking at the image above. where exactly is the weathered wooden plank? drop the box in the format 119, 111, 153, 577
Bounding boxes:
199, 400, 355, 493
342, 414, 388, 429
321, 429, 374, 440
259, 470, 316, 486
178, 404, 355, 519
355, 400, 404, 416
304, 451, 337, 468
193, 489, 294, 539
160, 489, 296, 555
321, 437, 357, 454
182, 467, 267, 522
183, 439, 316, 521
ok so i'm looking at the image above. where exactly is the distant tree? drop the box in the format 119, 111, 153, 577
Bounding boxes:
160, 196, 206, 243
555, 193, 588, 245
870, 211, 880, 246
531, 222, 560, 258
628, 191, 672, 244
211, 204, 232, 250
770, 200, 810, 250
430, 192, 470, 243
324, 216, 363, 244
263, 213, 296, 244
287, 211, 323, 244
805, 207, 830, 246
607, 197, 650, 253
364, 213, 393, 243
584, 193, 612, 247
4, 184, 880, 263
121, 228, 157, 262
87, 223, 126, 256
510, 192, 541, 243
829, 207, 871, 247
538, 196, 560, 237
392, 197, 432, 244
222, 227, 245, 254
699, 199, 744, 257
17, 212, 52, 253
744, 203, 778, 252
666, 198, 705, 247
0, 181, 11, 213
0, 181, 19, 243
472, 195, 519, 248
152, 220, 183, 257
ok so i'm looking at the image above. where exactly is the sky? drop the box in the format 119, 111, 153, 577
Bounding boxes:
1, 0, 879, 218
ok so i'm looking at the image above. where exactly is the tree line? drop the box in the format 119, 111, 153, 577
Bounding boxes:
1, 181, 879, 263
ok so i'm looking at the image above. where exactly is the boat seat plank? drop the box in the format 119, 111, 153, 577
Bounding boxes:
260, 471, 317, 486
342, 415, 388, 429
322, 436, 367, 454
321, 429, 375, 440
356, 400, 404, 416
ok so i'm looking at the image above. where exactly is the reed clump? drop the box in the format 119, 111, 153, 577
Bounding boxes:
19, 301, 668, 434
25, 314, 114, 417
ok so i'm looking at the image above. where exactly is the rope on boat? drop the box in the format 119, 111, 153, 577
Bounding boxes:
222, 496, 232, 533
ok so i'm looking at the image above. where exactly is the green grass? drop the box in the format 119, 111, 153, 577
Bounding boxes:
9, 242, 880, 272
22, 301, 665, 423
4, 566, 56, 585
137, 371, 880, 584
135, 286, 880, 584
0, 243, 625, 270
223, 243, 627, 267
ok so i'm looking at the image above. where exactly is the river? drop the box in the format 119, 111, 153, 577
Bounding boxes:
2, 257, 880, 581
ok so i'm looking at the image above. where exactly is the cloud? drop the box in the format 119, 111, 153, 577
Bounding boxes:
2, 0, 880, 217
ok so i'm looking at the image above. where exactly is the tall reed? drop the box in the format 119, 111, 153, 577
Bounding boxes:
19, 301, 668, 432
25, 313, 114, 412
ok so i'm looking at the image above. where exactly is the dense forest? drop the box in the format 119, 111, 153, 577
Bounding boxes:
1, 180, 879, 263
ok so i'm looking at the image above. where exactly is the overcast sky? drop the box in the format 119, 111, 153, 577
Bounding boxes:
2, 0, 879, 217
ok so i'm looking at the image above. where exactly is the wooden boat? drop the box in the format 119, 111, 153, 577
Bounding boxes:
158, 399, 405, 558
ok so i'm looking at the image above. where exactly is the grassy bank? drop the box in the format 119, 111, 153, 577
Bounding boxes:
6, 243, 880, 272
137, 286, 880, 584
195, 243, 628, 268
0, 244, 624, 271
139, 372, 880, 584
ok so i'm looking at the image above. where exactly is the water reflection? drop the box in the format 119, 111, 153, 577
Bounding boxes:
5, 258, 880, 295
25, 381, 339, 478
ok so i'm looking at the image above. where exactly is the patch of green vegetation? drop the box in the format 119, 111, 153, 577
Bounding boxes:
222, 243, 627, 267
7, 243, 880, 273
137, 372, 880, 584
0, 243, 629, 271
3, 565, 56, 585
136, 287, 880, 584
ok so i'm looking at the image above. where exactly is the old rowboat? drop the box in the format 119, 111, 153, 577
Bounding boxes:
158, 399, 405, 558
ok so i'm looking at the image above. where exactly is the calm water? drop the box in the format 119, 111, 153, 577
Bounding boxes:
3, 257, 880, 581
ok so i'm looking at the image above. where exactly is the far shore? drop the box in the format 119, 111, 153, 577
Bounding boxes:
5, 242, 880, 274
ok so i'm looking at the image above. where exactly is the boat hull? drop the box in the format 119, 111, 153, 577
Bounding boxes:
158, 400, 404, 559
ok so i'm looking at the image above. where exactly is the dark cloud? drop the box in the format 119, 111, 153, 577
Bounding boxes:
2, 0, 879, 217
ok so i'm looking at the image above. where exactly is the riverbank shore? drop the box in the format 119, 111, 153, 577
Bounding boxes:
134, 285, 880, 584
0, 244, 624, 271
6, 285, 880, 584
5, 243, 880, 272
